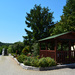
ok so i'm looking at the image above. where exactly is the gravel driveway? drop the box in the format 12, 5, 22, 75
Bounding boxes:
0, 56, 75, 75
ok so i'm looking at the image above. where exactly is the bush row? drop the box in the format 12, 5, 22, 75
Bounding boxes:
17, 55, 56, 67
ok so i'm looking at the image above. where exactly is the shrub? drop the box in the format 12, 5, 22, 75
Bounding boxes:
17, 54, 56, 67
23, 60, 31, 66
38, 57, 56, 67
22, 46, 30, 55
38, 57, 48, 67
11, 53, 17, 56
17, 55, 26, 63
23, 56, 56, 67
32, 43, 39, 56
30, 57, 39, 67
23, 57, 32, 66
46, 57, 56, 66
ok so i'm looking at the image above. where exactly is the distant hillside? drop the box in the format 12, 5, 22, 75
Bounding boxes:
0, 42, 13, 47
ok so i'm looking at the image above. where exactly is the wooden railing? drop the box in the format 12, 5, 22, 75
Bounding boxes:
40, 50, 75, 63
40, 50, 55, 60
57, 51, 75, 63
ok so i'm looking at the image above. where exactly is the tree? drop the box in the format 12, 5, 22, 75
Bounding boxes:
23, 36, 29, 46
0, 42, 12, 47
24, 4, 54, 41
7, 45, 13, 53
63, 0, 75, 31
52, 0, 75, 35
13, 42, 24, 54
23, 29, 33, 53
0, 46, 3, 54
0, 45, 8, 55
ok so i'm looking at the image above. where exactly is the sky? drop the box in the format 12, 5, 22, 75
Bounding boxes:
0, 0, 66, 43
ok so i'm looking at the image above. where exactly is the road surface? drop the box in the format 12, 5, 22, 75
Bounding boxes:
0, 56, 75, 75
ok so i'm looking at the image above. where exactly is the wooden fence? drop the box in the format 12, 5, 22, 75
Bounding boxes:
40, 50, 75, 63
40, 50, 55, 60
57, 51, 75, 63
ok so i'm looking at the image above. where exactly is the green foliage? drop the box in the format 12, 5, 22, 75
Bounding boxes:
17, 55, 26, 63
11, 41, 24, 54
22, 46, 30, 55
52, 0, 75, 35
38, 57, 56, 67
46, 57, 56, 66
57, 42, 69, 51
0, 47, 2, 54
7, 41, 24, 54
7, 45, 13, 53
23, 4, 55, 50
23, 36, 30, 46
23, 57, 32, 66
38, 57, 49, 67
32, 43, 39, 56
0, 45, 8, 55
23, 31, 33, 53
24, 56, 39, 67
57, 43, 61, 51
0, 42, 12, 54
11, 53, 18, 57
30, 58, 39, 67
22, 56, 56, 67
0, 42, 13, 47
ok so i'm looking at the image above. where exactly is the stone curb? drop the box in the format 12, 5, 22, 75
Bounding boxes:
10, 55, 75, 71
10, 55, 20, 65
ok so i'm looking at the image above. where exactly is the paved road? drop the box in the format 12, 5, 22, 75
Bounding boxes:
0, 56, 75, 75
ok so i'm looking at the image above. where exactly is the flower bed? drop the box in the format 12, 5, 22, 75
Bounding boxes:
11, 54, 75, 71
17, 55, 56, 67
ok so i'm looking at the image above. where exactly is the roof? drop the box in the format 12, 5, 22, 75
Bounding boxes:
39, 31, 72, 42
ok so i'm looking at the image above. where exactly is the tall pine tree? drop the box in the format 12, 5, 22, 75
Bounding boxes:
52, 0, 75, 35
24, 4, 54, 42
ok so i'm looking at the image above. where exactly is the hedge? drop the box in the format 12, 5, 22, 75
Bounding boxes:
17, 55, 56, 67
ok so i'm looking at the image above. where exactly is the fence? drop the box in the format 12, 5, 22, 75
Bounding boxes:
57, 51, 75, 63
40, 50, 55, 60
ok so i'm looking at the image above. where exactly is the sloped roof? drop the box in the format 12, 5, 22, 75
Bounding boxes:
39, 31, 72, 42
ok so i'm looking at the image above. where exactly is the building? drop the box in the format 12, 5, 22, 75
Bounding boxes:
39, 31, 75, 63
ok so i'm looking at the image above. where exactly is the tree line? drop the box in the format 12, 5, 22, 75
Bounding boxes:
0, 42, 13, 54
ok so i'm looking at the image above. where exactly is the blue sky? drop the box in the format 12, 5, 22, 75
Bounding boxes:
0, 0, 66, 43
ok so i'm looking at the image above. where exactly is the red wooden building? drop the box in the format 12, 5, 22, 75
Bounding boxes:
39, 31, 75, 63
